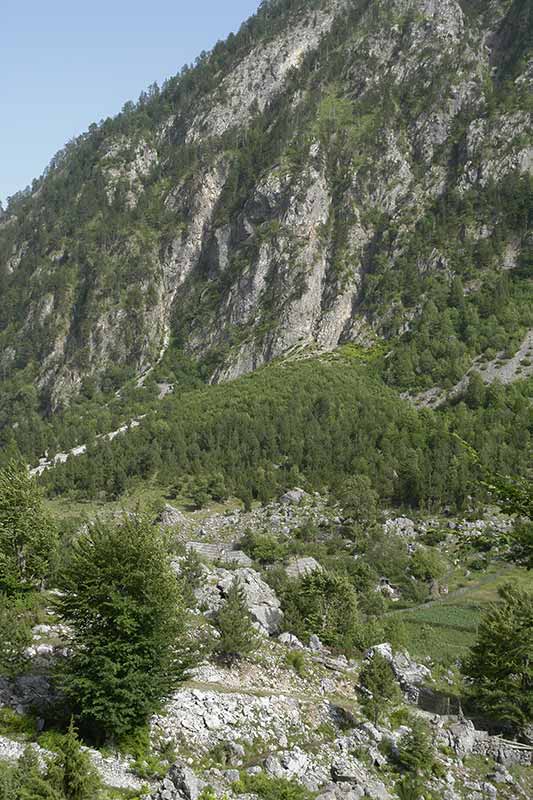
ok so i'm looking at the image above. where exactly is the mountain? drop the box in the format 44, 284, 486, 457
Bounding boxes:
1, 7, 532, 793
0, 0, 531, 418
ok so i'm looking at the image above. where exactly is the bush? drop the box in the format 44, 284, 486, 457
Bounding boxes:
232, 773, 314, 800
0, 596, 32, 678
281, 570, 362, 653
0, 461, 58, 591
286, 650, 306, 677
240, 530, 287, 564
358, 652, 401, 724
463, 583, 533, 733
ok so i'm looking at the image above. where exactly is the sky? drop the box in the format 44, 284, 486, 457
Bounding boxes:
1, 0, 260, 206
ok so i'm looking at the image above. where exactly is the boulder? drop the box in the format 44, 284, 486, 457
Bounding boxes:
217, 568, 283, 634
278, 632, 305, 649
364, 644, 431, 699
383, 517, 416, 538
285, 557, 322, 579
280, 488, 308, 505
158, 505, 187, 528
330, 757, 391, 799
151, 763, 203, 800
309, 634, 326, 652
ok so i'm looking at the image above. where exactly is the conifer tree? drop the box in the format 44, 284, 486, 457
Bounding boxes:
463, 583, 533, 733
15, 747, 62, 800
0, 595, 32, 677
0, 461, 58, 591
396, 718, 435, 775
214, 580, 258, 662
359, 652, 401, 725
47, 720, 101, 800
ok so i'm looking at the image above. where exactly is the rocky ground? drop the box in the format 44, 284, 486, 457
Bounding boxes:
1, 500, 531, 799
2, 602, 531, 799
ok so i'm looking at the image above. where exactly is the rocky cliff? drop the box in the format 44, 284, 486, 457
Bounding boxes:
0, 0, 531, 412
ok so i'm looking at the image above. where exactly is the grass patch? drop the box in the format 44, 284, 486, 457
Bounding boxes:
233, 772, 316, 799
0, 708, 36, 741
395, 564, 533, 663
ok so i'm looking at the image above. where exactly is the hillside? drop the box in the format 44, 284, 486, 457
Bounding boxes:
0, 0, 531, 423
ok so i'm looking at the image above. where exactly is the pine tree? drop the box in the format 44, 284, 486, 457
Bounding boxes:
463, 583, 533, 733
47, 720, 101, 800
396, 719, 435, 775
0, 595, 32, 678
359, 652, 401, 725
0, 461, 58, 591
56, 516, 191, 741
395, 775, 426, 800
214, 580, 258, 662
15, 747, 62, 800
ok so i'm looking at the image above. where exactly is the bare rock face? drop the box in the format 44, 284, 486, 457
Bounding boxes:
285, 556, 322, 579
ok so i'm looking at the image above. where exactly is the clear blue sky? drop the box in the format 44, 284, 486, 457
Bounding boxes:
1, 0, 260, 205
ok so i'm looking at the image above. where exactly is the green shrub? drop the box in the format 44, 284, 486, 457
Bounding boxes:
358, 653, 401, 724
285, 650, 306, 677
214, 580, 258, 662
282, 570, 362, 653
396, 719, 435, 775
232, 772, 315, 800
56, 516, 192, 742
0, 707, 36, 739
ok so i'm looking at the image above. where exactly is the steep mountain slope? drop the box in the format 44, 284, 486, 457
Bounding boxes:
0, 0, 531, 420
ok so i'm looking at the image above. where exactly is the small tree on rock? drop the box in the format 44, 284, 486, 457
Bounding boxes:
359, 652, 401, 725
396, 718, 435, 775
0, 595, 32, 677
214, 580, 258, 662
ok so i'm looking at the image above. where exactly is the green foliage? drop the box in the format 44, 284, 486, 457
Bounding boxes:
37, 354, 528, 515
484, 469, 533, 569
334, 475, 379, 527
395, 774, 430, 800
0, 461, 58, 591
46, 720, 102, 800
285, 650, 306, 677
118, 725, 171, 780
463, 583, 533, 732
395, 718, 435, 775
281, 569, 361, 653
176, 548, 204, 608
358, 653, 401, 725
13, 747, 62, 800
410, 548, 447, 583
0, 726, 102, 800
0, 594, 33, 677
0, 707, 37, 739
214, 580, 258, 662
241, 530, 288, 564
56, 516, 191, 741
232, 772, 314, 800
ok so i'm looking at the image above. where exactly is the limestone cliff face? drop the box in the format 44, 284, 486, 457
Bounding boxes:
0, 0, 531, 408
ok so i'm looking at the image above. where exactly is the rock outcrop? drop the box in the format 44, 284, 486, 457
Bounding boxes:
191, 565, 283, 635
